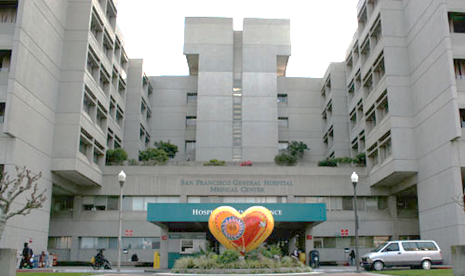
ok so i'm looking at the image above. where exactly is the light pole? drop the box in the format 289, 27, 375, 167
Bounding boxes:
117, 170, 126, 273
351, 171, 360, 273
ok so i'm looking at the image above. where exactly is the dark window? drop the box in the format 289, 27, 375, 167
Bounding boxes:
383, 242, 399, 252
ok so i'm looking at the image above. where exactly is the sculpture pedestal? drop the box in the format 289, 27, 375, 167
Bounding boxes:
0, 248, 17, 276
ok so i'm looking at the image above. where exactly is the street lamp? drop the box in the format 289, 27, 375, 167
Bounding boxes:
117, 170, 126, 273
351, 171, 360, 273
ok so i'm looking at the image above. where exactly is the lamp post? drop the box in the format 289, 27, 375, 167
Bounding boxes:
117, 170, 126, 273
351, 171, 360, 273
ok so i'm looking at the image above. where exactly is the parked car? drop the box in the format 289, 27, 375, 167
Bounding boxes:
361, 240, 442, 271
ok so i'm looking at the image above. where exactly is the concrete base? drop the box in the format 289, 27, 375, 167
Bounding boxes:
0, 248, 17, 276
452, 245, 465, 276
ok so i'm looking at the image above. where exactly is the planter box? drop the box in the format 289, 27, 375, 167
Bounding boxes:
0, 248, 17, 276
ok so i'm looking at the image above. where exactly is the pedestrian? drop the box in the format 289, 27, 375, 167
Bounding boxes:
349, 249, 355, 266
20, 242, 33, 269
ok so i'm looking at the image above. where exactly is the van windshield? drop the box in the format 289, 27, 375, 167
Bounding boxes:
372, 243, 388, 252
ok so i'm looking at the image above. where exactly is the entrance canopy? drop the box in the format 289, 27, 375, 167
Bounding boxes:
147, 203, 326, 232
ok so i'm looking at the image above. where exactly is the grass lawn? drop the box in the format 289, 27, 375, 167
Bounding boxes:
377, 269, 453, 276
17, 273, 96, 276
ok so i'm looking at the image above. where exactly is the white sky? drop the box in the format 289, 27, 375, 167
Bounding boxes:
116, 0, 360, 78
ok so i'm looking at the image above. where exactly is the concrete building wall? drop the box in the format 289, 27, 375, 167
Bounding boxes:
242, 19, 290, 162
404, 0, 465, 262
184, 18, 234, 162
0, 0, 69, 252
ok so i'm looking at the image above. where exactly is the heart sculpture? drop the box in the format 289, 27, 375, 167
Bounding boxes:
208, 206, 274, 254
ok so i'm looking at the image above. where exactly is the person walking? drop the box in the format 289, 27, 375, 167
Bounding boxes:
20, 243, 33, 269
349, 249, 356, 266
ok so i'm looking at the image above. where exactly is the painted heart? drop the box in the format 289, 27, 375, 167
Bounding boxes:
208, 206, 274, 254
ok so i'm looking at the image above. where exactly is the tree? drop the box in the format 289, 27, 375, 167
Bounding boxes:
0, 166, 47, 242
139, 148, 169, 165
288, 141, 309, 158
105, 148, 128, 165
154, 141, 178, 159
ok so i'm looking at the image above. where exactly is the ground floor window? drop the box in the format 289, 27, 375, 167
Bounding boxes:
79, 237, 160, 249
48, 237, 72, 249
313, 236, 379, 249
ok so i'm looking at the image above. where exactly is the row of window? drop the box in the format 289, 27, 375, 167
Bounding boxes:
0, 102, 4, 123
185, 93, 288, 104
47, 236, 160, 250
79, 128, 105, 166
313, 235, 420, 249
51, 195, 400, 213
367, 130, 392, 167
295, 196, 387, 212
0, 2, 17, 23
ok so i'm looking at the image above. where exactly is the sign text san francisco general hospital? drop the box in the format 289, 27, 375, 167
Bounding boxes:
180, 179, 293, 193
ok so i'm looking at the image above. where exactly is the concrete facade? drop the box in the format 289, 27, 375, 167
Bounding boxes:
1, 0, 465, 269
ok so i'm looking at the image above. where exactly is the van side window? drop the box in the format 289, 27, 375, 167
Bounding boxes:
417, 242, 437, 251
402, 242, 418, 251
383, 243, 399, 252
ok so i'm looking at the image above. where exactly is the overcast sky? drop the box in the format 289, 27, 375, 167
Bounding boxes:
116, 0, 360, 78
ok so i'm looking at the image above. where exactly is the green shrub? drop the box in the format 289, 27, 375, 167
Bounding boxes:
204, 159, 226, 166
139, 148, 169, 165
274, 150, 298, 166
281, 256, 294, 267
218, 249, 240, 264
269, 244, 282, 257
173, 256, 195, 269
355, 152, 366, 165
105, 148, 128, 165
288, 141, 309, 158
193, 255, 218, 269
154, 140, 178, 159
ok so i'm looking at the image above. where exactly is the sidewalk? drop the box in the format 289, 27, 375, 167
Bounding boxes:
17, 264, 454, 275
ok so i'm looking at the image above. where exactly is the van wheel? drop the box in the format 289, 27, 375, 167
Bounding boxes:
373, 261, 384, 271
421, 260, 432, 270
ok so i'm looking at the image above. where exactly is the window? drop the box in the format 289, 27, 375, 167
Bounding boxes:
370, 15, 382, 47
460, 109, 465, 128
99, 67, 110, 94
116, 107, 124, 127
277, 94, 288, 104
122, 196, 180, 211
376, 91, 388, 122
360, 36, 370, 64
350, 109, 357, 129
383, 243, 399, 252
0, 1, 17, 23
363, 71, 373, 95
90, 11, 103, 42
449, 12, 465, 33
454, 59, 465, 79
379, 131, 392, 161
278, 117, 288, 128
185, 140, 196, 155
186, 116, 197, 126
347, 81, 355, 101
187, 93, 197, 103
103, 31, 113, 60
79, 129, 92, 157
0, 102, 5, 123
0, 50, 11, 71
96, 103, 107, 130
373, 52, 385, 85
52, 197, 74, 212
278, 141, 288, 150
48, 237, 72, 249
87, 48, 100, 81
365, 105, 376, 133
123, 237, 159, 250
367, 142, 379, 166
80, 237, 116, 249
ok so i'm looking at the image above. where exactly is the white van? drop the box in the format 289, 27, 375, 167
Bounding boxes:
361, 240, 442, 271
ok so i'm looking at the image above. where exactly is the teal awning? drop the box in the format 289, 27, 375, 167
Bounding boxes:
147, 203, 326, 223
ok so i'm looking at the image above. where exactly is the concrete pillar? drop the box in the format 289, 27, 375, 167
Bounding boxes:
0, 248, 17, 276
159, 225, 169, 269
452, 245, 465, 276
387, 196, 399, 240
305, 224, 314, 266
